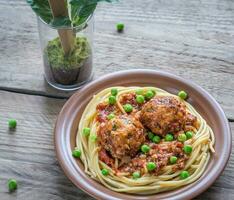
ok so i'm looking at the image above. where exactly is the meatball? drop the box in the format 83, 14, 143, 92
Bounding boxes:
140, 96, 189, 136
98, 115, 145, 159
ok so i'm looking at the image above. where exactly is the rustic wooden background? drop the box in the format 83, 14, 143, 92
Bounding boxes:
0, 0, 233, 199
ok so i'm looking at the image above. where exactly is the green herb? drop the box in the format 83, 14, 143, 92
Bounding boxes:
45, 37, 90, 69
27, 0, 53, 24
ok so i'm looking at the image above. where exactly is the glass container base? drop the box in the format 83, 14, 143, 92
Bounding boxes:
44, 72, 94, 91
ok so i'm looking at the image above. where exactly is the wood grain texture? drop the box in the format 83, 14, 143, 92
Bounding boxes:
0, 0, 233, 119
0, 91, 233, 200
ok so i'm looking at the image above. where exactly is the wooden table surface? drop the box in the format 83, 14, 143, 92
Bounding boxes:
0, 0, 233, 199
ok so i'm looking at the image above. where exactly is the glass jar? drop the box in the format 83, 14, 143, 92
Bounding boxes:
37, 16, 94, 91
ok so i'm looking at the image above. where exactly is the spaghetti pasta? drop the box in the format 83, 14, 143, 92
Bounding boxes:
75, 87, 215, 194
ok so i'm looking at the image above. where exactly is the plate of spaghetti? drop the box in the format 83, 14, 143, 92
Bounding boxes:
55, 70, 231, 200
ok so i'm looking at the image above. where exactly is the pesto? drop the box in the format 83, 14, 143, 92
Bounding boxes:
45, 36, 90, 69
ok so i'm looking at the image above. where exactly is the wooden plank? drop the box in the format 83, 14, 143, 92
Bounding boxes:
0, 90, 233, 199
0, 0, 233, 119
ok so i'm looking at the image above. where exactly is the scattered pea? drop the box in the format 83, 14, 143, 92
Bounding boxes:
108, 96, 116, 105
72, 149, 81, 158
178, 133, 187, 142
90, 134, 97, 142
165, 133, 174, 141
116, 23, 124, 32
186, 131, 194, 139
152, 135, 161, 144
169, 156, 178, 164
123, 104, 133, 113
101, 168, 109, 176
146, 162, 157, 171
83, 127, 90, 136
178, 90, 188, 100
8, 119, 17, 129
180, 171, 190, 179
136, 89, 143, 95
145, 90, 155, 100
183, 145, 193, 154
148, 131, 154, 140
132, 171, 141, 179
107, 113, 115, 120
141, 144, 150, 153
136, 95, 145, 104
8, 179, 17, 192
111, 88, 118, 96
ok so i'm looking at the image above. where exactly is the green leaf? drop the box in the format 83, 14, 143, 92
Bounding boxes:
27, 0, 53, 24
69, 0, 115, 27
27, 0, 115, 28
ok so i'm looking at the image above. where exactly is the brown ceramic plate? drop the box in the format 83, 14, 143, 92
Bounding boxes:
54, 70, 231, 200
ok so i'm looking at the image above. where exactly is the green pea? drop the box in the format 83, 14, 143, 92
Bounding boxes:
101, 168, 109, 176
170, 156, 178, 164
136, 95, 145, 104
152, 135, 161, 144
178, 90, 188, 100
148, 131, 154, 140
178, 133, 187, 142
141, 144, 150, 153
72, 149, 81, 158
132, 171, 141, 179
111, 88, 118, 96
82, 127, 90, 136
146, 162, 156, 171
186, 131, 194, 139
151, 90, 156, 95
183, 145, 193, 154
8, 179, 17, 192
123, 104, 133, 113
107, 113, 115, 120
165, 133, 174, 141
90, 134, 97, 142
180, 171, 190, 179
116, 23, 124, 32
136, 89, 143, 95
108, 96, 116, 105
8, 119, 17, 129
145, 90, 155, 100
